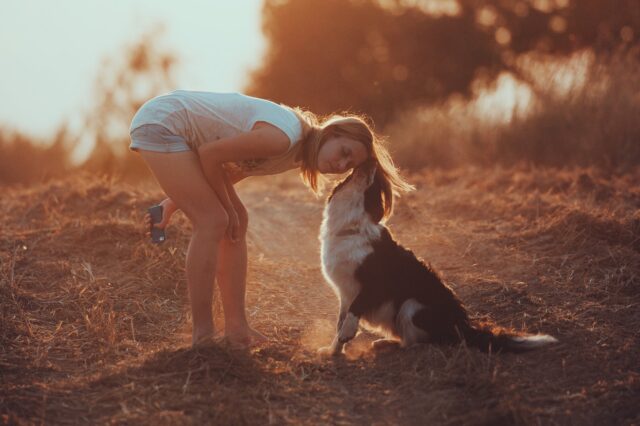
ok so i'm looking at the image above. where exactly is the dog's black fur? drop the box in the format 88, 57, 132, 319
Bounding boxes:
321, 165, 558, 354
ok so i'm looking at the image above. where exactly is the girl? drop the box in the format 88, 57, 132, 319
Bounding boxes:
129, 90, 413, 347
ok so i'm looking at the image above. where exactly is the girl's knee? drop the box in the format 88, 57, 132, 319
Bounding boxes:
192, 211, 229, 240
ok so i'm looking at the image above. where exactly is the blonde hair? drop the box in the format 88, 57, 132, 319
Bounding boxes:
286, 106, 415, 218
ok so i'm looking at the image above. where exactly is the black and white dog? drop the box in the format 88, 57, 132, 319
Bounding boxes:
319, 163, 558, 356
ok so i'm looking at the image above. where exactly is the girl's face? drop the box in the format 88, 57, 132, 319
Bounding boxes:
317, 136, 369, 174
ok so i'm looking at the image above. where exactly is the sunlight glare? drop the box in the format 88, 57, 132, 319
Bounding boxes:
0, 0, 264, 139
473, 73, 533, 124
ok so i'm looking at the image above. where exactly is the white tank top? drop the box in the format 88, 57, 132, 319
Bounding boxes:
130, 90, 304, 176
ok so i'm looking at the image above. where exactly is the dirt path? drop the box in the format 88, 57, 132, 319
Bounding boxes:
2, 168, 639, 425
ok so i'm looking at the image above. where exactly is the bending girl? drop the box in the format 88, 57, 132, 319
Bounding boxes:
129, 90, 412, 347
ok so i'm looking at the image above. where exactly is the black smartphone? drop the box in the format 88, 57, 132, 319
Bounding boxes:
148, 205, 166, 243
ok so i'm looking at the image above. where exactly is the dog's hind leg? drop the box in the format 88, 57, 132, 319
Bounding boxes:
371, 339, 401, 352
337, 312, 360, 344
397, 299, 429, 347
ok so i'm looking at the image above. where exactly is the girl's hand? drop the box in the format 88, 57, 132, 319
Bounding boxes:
226, 208, 240, 243
144, 198, 177, 234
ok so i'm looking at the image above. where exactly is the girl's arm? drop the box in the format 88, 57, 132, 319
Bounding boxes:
221, 168, 246, 219
197, 123, 290, 165
199, 161, 243, 242
199, 160, 235, 212
197, 124, 290, 241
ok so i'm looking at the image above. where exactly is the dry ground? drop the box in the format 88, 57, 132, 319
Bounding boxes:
1, 167, 639, 425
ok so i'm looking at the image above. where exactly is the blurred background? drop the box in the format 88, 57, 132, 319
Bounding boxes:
2, 0, 639, 185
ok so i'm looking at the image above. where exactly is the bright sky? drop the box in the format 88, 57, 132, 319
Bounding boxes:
1, 0, 264, 139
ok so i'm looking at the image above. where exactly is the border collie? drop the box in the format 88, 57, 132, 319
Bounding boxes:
318, 163, 558, 356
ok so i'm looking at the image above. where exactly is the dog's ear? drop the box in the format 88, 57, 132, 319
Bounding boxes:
364, 168, 384, 223
366, 162, 377, 186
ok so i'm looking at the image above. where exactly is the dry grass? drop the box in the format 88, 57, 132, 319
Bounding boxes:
1, 168, 639, 425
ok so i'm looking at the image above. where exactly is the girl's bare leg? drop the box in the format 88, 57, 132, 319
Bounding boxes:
137, 149, 228, 345
215, 183, 267, 346
216, 236, 248, 335
216, 230, 267, 346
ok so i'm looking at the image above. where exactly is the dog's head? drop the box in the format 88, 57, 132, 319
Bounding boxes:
327, 159, 387, 224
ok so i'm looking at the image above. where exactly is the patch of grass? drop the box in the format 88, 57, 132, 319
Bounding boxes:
1, 169, 639, 424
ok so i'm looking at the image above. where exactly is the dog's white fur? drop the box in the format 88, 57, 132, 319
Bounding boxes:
319, 169, 379, 354
319, 166, 558, 355
319, 169, 380, 313
319, 167, 424, 354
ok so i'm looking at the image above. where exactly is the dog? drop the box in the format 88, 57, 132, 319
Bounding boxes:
318, 162, 558, 356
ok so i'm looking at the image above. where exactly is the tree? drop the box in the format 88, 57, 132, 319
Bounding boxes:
247, 0, 640, 126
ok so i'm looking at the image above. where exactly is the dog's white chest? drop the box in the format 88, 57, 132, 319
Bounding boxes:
319, 182, 383, 308
320, 233, 370, 301
320, 207, 380, 305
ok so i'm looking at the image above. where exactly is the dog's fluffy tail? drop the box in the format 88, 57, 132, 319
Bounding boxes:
462, 324, 558, 353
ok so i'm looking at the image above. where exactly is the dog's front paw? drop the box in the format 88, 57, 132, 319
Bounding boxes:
317, 345, 342, 357
338, 312, 359, 343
